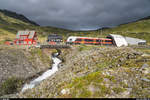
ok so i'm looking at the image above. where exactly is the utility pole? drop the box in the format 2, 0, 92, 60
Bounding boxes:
101, 29, 103, 37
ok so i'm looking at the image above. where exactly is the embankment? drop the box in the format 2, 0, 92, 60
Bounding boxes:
0, 45, 53, 96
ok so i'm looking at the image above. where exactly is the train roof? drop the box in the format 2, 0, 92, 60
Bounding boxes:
68, 36, 111, 40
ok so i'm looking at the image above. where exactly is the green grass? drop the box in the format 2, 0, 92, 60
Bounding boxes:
112, 87, 126, 94
59, 71, 112, 98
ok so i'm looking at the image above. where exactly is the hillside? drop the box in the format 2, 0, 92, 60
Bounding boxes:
0, 45, 54, 96
17, 45, 150, 98
106, 16, 150, 34
0, 9, 39, 26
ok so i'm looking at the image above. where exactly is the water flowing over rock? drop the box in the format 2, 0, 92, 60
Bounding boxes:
21, 52, 62, 92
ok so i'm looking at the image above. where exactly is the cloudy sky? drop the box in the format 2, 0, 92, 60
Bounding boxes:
0, 0, 150, 30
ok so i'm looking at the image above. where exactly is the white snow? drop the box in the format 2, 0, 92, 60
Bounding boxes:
21, 56, 62, 92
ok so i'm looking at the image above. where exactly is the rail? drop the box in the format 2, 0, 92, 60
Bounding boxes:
131, 45, 150, 49
39, 44, 71, 49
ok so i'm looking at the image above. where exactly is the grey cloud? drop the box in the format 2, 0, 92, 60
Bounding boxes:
0, 0, 150, 30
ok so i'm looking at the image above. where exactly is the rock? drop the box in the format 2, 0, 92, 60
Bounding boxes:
61, 89, 70, 95
105, 72, 110, 76
123, 80, 128, 85
120, 88, 132, 97
142, 54, 150, 57
117, 64, 121, 67
141, 64, 149, 70
133, 52, 142, 56
109, 65, 113, 68
127, 54, 136, 59
105, 84, 110, 88
104, 78, 110, 82
119, 58, 125, 62
140, 64, 150, 74
141, 78, 150, 82
88, 85, 97, 93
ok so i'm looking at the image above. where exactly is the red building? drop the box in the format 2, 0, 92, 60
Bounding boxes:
14, 30, 38, 45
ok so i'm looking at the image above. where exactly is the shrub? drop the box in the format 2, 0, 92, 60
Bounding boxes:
0, 77, 24, 96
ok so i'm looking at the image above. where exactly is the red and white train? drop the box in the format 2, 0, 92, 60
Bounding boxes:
66, 36, 113, 45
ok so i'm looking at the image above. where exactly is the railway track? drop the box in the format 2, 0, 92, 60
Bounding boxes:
131, 45, 150, 49
39, 44, 71, 49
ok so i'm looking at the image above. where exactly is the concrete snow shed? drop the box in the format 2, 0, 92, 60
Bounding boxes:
107, 34, 128, 47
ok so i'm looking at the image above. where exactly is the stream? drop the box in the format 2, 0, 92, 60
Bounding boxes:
21, 51, 62, 93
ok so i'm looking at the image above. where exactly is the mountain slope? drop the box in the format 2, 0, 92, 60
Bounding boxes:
0, 9, 39, 26
0, 11, 37, 44
107, 18, 150, 33
105, 17, 150, 43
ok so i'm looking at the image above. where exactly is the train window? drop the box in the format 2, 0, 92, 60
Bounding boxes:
106, 40, 112, 42
85, 39, 88, 42
69, 39, 72, 41
96, 40, 101, 42
85, 39, 93, 42
76, 39, 82, 41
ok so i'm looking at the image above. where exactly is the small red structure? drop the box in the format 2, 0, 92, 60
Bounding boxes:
14, 30, 38, 45
5, 41, 13, 45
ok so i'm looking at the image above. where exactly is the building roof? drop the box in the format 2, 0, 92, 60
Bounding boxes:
107, 34, 128, 47
16, 30, 36, 39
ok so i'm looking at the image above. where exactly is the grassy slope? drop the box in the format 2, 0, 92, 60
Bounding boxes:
0, 11, 73, 44
106, 19, 150, 43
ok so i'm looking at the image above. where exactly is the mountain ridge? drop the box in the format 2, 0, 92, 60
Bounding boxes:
0, 9, 39, 26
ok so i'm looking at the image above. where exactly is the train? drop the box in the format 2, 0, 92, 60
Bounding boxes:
66, 36, 113, 45
47, 34, 63, 45
47, 34, 113, 45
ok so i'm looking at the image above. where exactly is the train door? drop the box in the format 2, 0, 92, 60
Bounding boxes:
102, 39, 105, 45
81, 38, 84, 44
99, 39, 102, 45
94, 39, 96, 45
